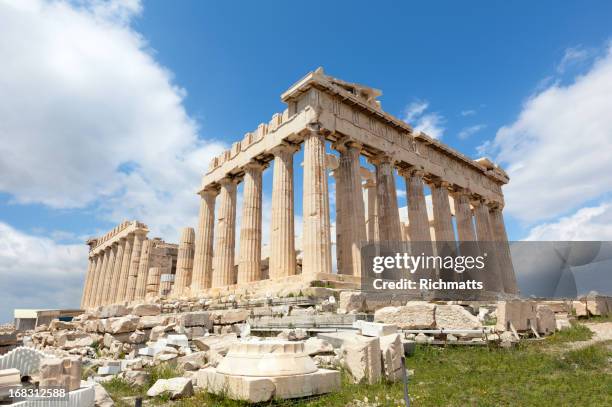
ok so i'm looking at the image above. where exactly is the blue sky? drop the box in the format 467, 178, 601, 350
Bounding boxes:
1, 0, 612, 322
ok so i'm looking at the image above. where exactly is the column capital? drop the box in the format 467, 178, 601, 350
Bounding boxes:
367, 153, 395, 166
363, 178, 376, 189
270, 142, 299, 157
332, 137, 363, 153
242, 160, 267, 173
470, 195, 489, 207
199, 186, 219, 198
487, 200, 504, 211
426, 177, 451, 189
449, 186, 471, 198
218, 176, 240, 187
398, 167, 425, 179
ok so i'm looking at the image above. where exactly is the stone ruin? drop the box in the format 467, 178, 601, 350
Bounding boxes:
80, 68, 518, 313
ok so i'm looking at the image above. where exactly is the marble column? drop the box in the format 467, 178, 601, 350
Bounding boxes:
115, 233, 134, 303
452, 189, 476, 242
91, 249, 108, 307
134, 239, 152, 300
332, 167, 346, 275
489, 204, 518, 294
125, 232, 145, 302
146, 267, 161, 298
429, 180, 455, 242
372, 155, 402, 242
106, 238, 126, 304
334, 141, 367, 276
402, 169, 432, 243
212, 177, 238, 287
363, 178, 379, 242
238, 162, 264, 284
173, 227, 196, 296
302, 129, 332, 276
473, 198, 504, 293
269, 144, 298, 279
100, 244, 117, 305
81, 256, 96, 309
191, 188, 218, 292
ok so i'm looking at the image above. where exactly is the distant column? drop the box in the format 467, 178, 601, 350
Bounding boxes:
335, 141, 367, 276
133, 239, 152, 300
238, 162, 264, 284
191, 188, 218, 292
269, 144, 298, 279
146, 267, 161, 299
80, 256, 96, 309
115, 233, 134, 303
100, 244, 117, 305
489, 204, 518, 294
363, 178, 379, 241
212, 177, 238, 287
125, 231, 145, 302
402, 169, 432, 242
372, 155, 402, 242
106, 238, 126, 304
173, 227, 196, 296
473, 198, 503, 293
429, 180, 455, 242
452, 189, 476, 242
91, 249, 109, 307
302, 128, 332, 276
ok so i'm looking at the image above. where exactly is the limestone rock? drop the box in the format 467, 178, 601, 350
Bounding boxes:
536, 305, 556, 335
572, 301, 588, 317
123, 370, 150, 386
49, 320, 75, 332
379, 333, 403, 382
179, 311, 212, 329
94, 382, 114, 407
177, 351, 207, 371
98, 304, 129, 319
353, 320, 397, 337
341, 336, 382, 384
304, 337, 334, 356
137, 315, 172, 330
339, 291, 366, 313
555, 313, 572, 331
212, 309, 249, 325
374, 302, 436, 329
435, 304, 482, 330
131, 303, 161, 317
107, 316, 138, 334
146, 377, 194, 399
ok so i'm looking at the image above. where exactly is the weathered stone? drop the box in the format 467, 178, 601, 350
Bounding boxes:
304, 337, 334, 356
572, 301, 588, 317
147, 377, 194, 399
374, 302, 436, 329
177, 351, 207, 371
212, 309, 249, 325
353, 320, 397, 337
179, 311, 212, 329
131, 303, 161, 316
555, 313, 572, 331
379, 333, 403, 382
339, 291, 366, 313
496, 300, 537, 331
94, 382, 114, 407
49, 320, 75, 332
341, 336, 382, 384
106, 316, 138, 334
137, 315, 172, 330
98, 304, 129, 319
536, 305, 556, 335
435, 304, 482, 330
123, 369, 150, 386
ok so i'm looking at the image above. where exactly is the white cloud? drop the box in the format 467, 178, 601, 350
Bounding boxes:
557, 46, 592, 74
460, 109, 476, 117
0, 222, 88, 322
525, 202, 612, 241
403, 100, 445, 139
0, 0, 226, 241
488, 43, 612, 223
458, 124, 486, 140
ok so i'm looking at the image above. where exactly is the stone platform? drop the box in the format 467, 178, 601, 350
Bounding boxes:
196, 340, 340, 402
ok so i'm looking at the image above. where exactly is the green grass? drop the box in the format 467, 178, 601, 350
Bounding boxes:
105, 328, 612, 406
545, 322, 593, 344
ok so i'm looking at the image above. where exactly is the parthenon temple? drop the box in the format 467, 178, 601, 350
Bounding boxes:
81, 68, 517, 309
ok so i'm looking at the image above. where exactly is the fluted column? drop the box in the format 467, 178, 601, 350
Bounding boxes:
402, 169, 432, 242
334, 141, 367, 276
452, 189, 477, 242
429, 180, 455, 242
134, 239, 152, 300
238, 162, 264, 284
173, 227, 196, 296
332, 168, 346, 275
212, 177, 238, 287
302, 129, 332, 276
125, 232, 145, 302
100, 244, 117, 305
364, 178, 379, 241
269, 144, 298, 279
473, 198, 503, 292
145, 267, 161, 299
115, 234, 134, 303
106, 238, 126, 304
91, 249, 109, 307
81, 256, 96, 309
372, 155, 402, 242
191, 188, 218, 291
489, 204, 518, 294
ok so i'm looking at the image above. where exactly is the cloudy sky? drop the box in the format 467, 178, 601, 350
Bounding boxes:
1, 0, 612, 322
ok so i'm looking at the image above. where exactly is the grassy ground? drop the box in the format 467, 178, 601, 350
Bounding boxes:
103, 323, 612, 407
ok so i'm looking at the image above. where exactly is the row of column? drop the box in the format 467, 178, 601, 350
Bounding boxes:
81, 231, 148, 309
